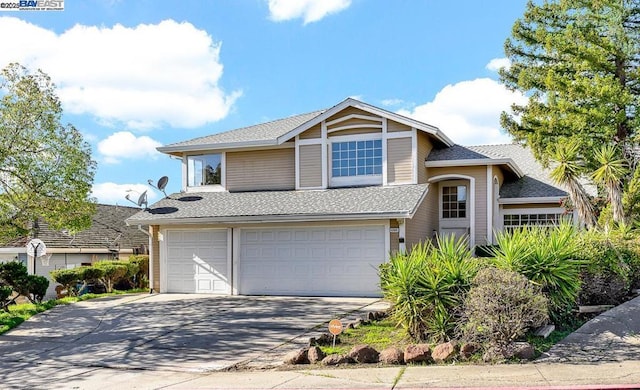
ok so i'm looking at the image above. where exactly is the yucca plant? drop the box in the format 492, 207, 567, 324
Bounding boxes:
491, 222, 584, 324
381, 235, 478, 342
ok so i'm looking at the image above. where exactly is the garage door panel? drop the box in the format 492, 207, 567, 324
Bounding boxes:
165, 229, 229, 294
239, 225, 385, 297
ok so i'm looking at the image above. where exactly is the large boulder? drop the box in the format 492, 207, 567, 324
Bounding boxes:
379, 347, 404, 365
307, 346, 326, 363
348, 345, 379, 363
404, 344, 432, 364
283, 348, 309, 365
459, 342, 480, 360
504, 342, 536, 360
432, 341, 458, 363
321, 354, 354, 366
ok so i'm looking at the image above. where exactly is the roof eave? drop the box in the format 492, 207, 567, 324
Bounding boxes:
157, 139, 280, 155
126, 211, 413, 226
498, 196, 565, 205
425, 158, 524, 178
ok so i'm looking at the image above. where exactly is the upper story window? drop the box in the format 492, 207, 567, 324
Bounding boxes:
330, 139, 382, 186
442, 185, 467, 219
187, 154, 221, 187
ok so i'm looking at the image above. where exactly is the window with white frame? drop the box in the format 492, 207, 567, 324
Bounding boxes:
187, 154, 222, 187
503, 213, 568, 229
442, 185, 467, 219
330, 139, 382, 185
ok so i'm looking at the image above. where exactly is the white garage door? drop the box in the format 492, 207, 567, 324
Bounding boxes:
165, 229, 229, 293
239, 225, 385, 297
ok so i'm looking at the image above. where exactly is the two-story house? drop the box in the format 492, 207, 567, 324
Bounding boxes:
127, 98, 570, 297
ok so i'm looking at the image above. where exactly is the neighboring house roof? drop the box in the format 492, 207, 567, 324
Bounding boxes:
126, 184, 429, 225
157, 98, 454, 155
427, 144, 568, 200
2, 204, 149, 250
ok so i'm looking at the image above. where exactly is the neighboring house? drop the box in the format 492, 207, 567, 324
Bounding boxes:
126, 98, 572, 297
0, 204, 149, 298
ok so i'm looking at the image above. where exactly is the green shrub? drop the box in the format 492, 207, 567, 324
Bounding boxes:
93, 261, 129, 293
381, 235, 478, 342
127, 255, 149, 289
492, 223, 584, 325
458, 267, 549, 347
50, 268, 82, 296
80, 266, 104, 283
0, 285, 12, 312
25, 275, 49, 303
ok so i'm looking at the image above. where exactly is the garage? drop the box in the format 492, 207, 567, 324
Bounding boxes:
238, 225, 386, 297
164, 229, 230, 293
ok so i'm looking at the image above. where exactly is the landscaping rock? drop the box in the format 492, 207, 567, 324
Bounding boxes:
346, 322, 355, 329
348, 344, 379, 363
459, 342, 480, 360
312, 333, 337, 346
376, 310, 388, 320
307, 346, 325, 363
321, 354, 354, 366
353, 318, 363, 328
379, 347, 404, 365
367, 312, 376, 321
504, 342, 535, 360
482, 346, 505, 363
432, 341, 458, 363
283, 348, 309, 365
404, 344, 432, 363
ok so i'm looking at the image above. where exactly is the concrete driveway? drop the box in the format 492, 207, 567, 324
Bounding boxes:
0, 293, 383, 388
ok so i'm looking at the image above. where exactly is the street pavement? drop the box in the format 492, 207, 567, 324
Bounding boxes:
0, 293, 639, 389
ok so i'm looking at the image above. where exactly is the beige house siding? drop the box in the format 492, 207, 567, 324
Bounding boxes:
390, 219, 399, 254
226, 148, 295, 191
427, 166, 488, 246
387, 137, 413, 184
417, 132, 433, 184
387, 119, 411, 133
327, 117, 381, 131
492, 165, 505, 186
325, 107, 381, 123
150, 225, 160, 292
299, 144, 322, 188
406, 188, 436, 249
299, 123, 321, 140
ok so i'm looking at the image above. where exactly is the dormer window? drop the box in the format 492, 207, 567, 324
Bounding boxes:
330, 138, 382, 187
187, 154, 222, 187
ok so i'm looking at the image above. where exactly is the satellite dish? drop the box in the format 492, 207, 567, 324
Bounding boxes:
26, 239, 47, 257
148, 175, 170, 198
137, 190, 148, 208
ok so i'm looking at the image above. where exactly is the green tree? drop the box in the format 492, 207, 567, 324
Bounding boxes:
500, 0, 640, 224
0, 63, 96, 241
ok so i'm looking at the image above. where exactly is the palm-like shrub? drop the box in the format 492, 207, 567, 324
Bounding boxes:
380, 235, 478, 342
492, 222, 584, 324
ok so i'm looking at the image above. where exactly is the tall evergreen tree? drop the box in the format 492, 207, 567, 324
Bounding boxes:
501, 0, 640, 224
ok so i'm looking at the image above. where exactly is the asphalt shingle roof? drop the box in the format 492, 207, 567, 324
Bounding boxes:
160, 110, 324, 150
3, 204, 149, 249
126, 184, 429, 224
428, 144, 569, 199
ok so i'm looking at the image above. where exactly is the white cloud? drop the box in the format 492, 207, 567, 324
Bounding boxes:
381, 98, 404, 107
0, 17, 241, 130
268, 0, 351, 24
486, 57, 511, 72
92, 182, 158, 205
97, 131, 162, 164
399, 78, 527, 146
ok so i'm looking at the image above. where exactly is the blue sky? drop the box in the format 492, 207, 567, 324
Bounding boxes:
0, 0, 528, 205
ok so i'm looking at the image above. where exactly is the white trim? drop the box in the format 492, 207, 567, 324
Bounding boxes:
181, 156, 187, 192
149, 227, 155, 292
386, 131, 413, 139
160, 227, 167, 293
492, 176, 501, 241
325, 113, 382, 127
228, 227, 235, 295
321, 121, 328, 188
297, 138, 322, 146
385, 220, 391, 261
499, 196, 565, 204
327, 124, 382, 133
231, 227, 239, 295
425, 158, 523, 178
411, 128, 418, 185
328, 133, 383, 143
295, 135, 300, 190
502, 207, 566, 215
331, 175, 382, 187
382, 118, 388, 186
428, 174, 476, 248
220, 152, 226, 189
486, 166, 492, 245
